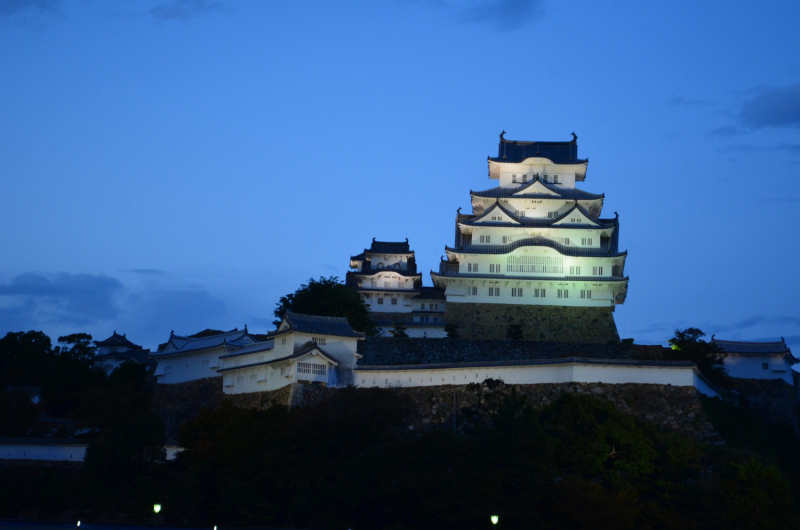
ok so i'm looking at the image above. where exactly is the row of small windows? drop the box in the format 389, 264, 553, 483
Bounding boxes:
370, 280, 407, 288
420, 303, 440, 310
511, 174, 560, 184
419, 316, 440, 323
298, 362, 327, 375
468, 287, 593, 299
374, 263, 402, 270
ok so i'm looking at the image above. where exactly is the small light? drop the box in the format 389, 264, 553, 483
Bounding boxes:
77, 522, 81, 527
154, 504, 162, 514
491, 515, 499, 525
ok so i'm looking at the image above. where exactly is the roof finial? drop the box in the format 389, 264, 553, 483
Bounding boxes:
571, 132, 578, 143
712, 334, 716, 340
170, 330, 174, 336
614, 211, 619, 219
114, 330, 116, 335
457, 206, 462, 215
372, 237, 376, 242
405, 238, 408, 243
244, 323, 248, 332
499, 130, 506, 142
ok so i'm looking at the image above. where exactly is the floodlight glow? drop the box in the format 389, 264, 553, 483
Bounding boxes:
491, 515, 499, 525
77, 522, 80, 527
154, 504, 162, 514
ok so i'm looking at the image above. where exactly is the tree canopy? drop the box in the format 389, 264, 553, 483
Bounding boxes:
273, 276, 378, 335
667, 328, 730, 387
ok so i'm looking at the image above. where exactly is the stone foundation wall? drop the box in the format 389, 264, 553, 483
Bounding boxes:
729, 379, 799, 433
152, 378, 223, 440
224, 385, 293, 411
444, 302, 620, 343
229, 381, 720, 443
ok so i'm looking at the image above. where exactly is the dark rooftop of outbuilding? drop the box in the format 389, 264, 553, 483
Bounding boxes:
356, 338, 667, 366
276, 312, 366, 339
711, 338, 791, 356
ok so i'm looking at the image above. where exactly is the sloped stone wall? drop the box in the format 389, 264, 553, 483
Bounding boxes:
152, 378, 223, 440
730, 379, 799, 433
443, 302, 620, 343
240, 381, 720, 443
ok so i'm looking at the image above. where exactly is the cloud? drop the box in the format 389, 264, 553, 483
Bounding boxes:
148, 0, 229, 21
0, 0, 63, 28
715, 143, 800, 156
740, 82, 800, 130
460, 0, 543, 30
708, 125, 744, 138
120, 268, 167, 276
666, 95, 709, 107
0, 272, 123, 328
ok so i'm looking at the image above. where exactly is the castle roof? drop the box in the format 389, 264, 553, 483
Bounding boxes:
430, 270, 628, 283
711, 337, 791, 356
352, 269, 422, 278
488, 134, 587, 165
95, 331, 143, 350
471, 177, 603, 201
446, 236, 627, 258
155, 328, 256, 356
351, 239, 413, 261
463, 201, 615, 230
272, 312, 366, 339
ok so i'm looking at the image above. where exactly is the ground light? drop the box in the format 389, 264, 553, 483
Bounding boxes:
154, 504, 162, 514
491, 515, 499, 527
76, 522, 80, 527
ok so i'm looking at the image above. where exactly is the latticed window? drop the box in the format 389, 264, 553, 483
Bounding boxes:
507, 256, 563, 274
580, 290, 592, 299
557, 289, 569, 299
312, 337, 326, 345
298, 363, 312, 374
534, 288, 546, 297
313, 364, 326, 375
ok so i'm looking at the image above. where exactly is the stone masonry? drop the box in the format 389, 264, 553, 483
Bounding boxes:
444, 302, 621, 343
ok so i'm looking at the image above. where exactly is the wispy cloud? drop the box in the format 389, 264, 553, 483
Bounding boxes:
716, 143, 800, 155
708, 124, 744, 138
120, 268, 167, 276
0, 273, 123, 327
0, 0, 63, 28
740, 82, 800, 130
148, 0, 229, 21
460, 0, 543, 31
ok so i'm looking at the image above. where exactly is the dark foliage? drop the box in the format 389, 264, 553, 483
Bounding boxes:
505, 324, 523, 340
667, 328, 730, 388
273, 276, 378, 336
444, 322, 460, 338
389, 321, 409, 338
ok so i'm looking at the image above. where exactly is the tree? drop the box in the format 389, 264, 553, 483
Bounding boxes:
506, 324, 523, 340
667, 328, 729, 387
389, 321, 409, 338
274, 276, 378, 336
0, 330, 54, 387
444, 323, 460, 339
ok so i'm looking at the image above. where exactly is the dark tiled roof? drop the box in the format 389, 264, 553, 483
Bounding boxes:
280, 312, 366, 339
463, 200, 615, 230
95, 331, 142, 349
357, 338, 669, 366
357, 357, 694, 371
372, 321, 446, 328
216, 341, 339, 373
154, 329, 256, 356
95, 349, 154, 365
356, 287, 422, 294
353, 270, 422, 278
431, 270, 628, 283
712, 338, 790, 356
489, 137, 586, 165
417, 287, 447, 299
219, 340, 275, 359
351, 239, 413, 261
471, 177, 603, 201
446, 236, 627, 258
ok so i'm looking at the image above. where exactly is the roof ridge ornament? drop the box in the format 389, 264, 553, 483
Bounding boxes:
571, 132, 577, 143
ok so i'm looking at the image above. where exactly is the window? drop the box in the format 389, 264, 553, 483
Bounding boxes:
377, 262, 384, 269
580, 290, 592, 299
393, 263, 401, 270
489, 287, 500, 296
377, 297, 384, 305
471, 286, 478, 295
502, 236, 508, 244
548, 211, 559, 219
467, 263, 472, 272
512, 174, 517, 183
479, 235, 491, 244
553, 175, 560, 184
313, 364, 326, 375
534, 288, 546, 297
490, 264, 502, 273
762, 363, 769, 370
506, 255, 564, 274
581, 238, 593, 246
280, 367, 286, 376
432, 303, 439, 310
511, 287, 523, 297
522, 174, 528, 182
250, 374, 257, 382
557, 289, 569, 298
281, 337, 287, 345
420, 303, 425, 310
563, 238, 570, 245
384, 281, 391, 288
298, 363, 312, 374
593, 266, 604, 275
391, 298, 398, 305
312, 337, 326, 345
472, 263, 479, 272
202, 360, 209, 368
236, 376, 243, 384
569, 266, 581, 275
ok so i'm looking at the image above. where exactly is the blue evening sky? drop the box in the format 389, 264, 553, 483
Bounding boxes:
1, 0, 799, 350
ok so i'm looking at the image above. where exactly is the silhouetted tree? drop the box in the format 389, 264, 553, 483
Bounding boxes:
389, 321, 409, 338
506, 324, 523, 340
667, 328, 729, 387
444, 323, 460, 339
274, 276, 378, 335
